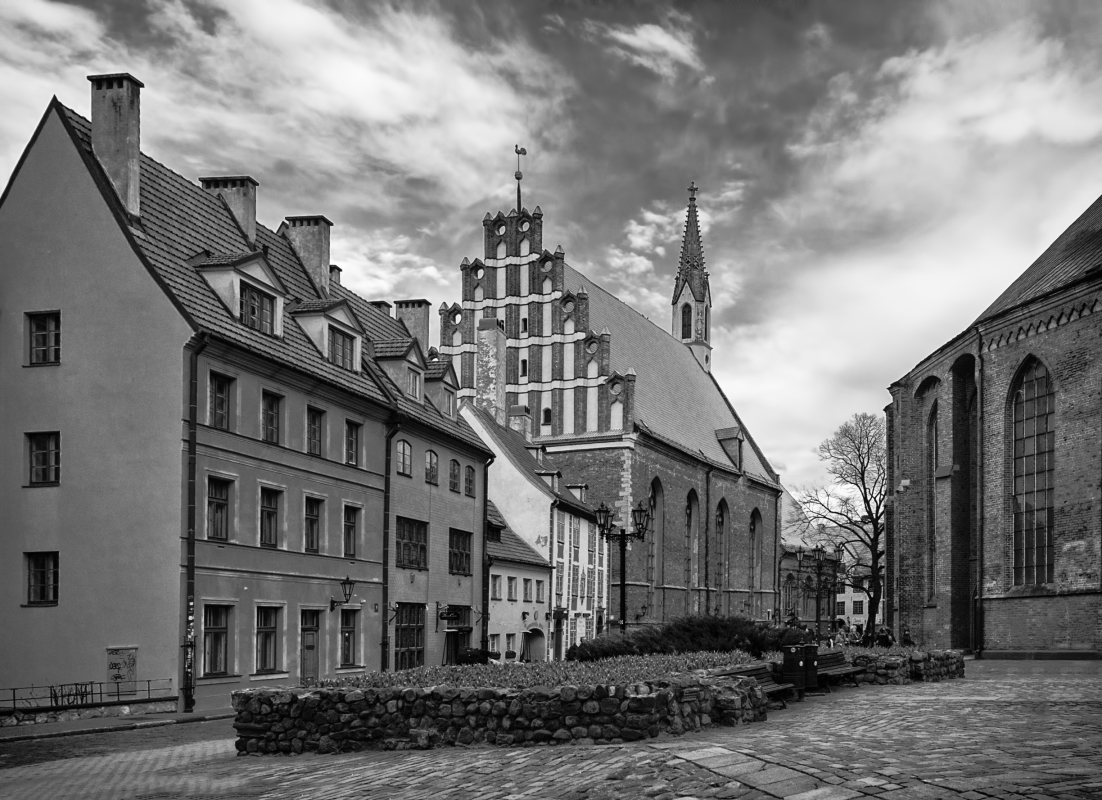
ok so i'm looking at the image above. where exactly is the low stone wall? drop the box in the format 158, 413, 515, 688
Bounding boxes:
232, 675, 767, 755
853, 650, 965, 686
0, 699, 178, 727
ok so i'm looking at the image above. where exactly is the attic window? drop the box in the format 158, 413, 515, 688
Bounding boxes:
240, 283, 275, 334
444, 390, 456, 418
407, 369, 422, 400
329, 327, 355, 370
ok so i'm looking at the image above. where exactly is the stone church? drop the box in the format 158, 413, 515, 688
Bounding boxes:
887, 194, 1102, 657
438, 185, 783, 632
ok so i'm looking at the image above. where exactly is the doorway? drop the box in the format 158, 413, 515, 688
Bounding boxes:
300, 610, 320, 684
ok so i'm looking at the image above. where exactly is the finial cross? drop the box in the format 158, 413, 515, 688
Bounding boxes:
688, 181, 698, 200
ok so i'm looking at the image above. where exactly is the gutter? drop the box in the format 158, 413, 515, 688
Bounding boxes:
182, 331, 210, 713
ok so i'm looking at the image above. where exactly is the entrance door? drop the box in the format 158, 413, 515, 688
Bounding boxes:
300, 610, 319, 684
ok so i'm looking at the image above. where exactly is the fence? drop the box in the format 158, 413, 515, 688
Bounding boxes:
1, 679, 174, 711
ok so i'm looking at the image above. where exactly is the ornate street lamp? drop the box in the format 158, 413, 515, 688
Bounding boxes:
330, 576, 357, 612
596, 500, 650, 636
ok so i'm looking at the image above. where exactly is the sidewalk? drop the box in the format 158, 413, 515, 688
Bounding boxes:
0, 707, 234, 744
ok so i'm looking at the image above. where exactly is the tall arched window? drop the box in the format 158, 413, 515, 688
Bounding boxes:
396, 440, 412, 477
1012, 357, 1055, 585
714, 501, 727, 595
783, 573, 795, 617
748, 510, 761, 593
926, 401, 938, 601
684, 493, 696, 588
424, 450, 438, 484
649, 479, 664, 595
681, 304, 692, 339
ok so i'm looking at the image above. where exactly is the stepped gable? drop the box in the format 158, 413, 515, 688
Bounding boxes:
977, 190, 1102, 323
486, 501, 548, 568
563, 263, 776, 484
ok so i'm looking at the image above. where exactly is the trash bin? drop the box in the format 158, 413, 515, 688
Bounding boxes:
804, 643, 819, 690
781, 645, 805, 694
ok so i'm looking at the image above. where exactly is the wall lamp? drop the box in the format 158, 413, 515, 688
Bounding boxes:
522, 611, 530, 620
330, 576, 356, 612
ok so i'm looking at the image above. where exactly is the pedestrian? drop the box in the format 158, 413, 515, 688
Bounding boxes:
902, 627, 915, 647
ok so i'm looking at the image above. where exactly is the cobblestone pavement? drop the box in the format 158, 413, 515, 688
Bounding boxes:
1, 660, 1100, 800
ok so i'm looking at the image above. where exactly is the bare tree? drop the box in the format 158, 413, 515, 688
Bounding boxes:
792, 412, 887, 644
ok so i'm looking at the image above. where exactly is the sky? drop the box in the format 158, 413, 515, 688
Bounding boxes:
5, 0, 1102, 489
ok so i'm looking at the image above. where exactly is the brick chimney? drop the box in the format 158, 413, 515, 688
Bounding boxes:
476, 318, 506, 425
507, 405, 532, 442
395, 299, 431, 350
283, 215, 333, 296
200, 176, 257, 246
88, 73, 143, 217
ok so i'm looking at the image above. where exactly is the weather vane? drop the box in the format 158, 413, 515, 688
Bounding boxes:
515, 144, 527, 212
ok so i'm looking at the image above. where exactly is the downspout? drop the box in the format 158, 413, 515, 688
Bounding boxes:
974, 327, 985, 657
183, 331, 209, 713
481, 456, 495, 652
381, 418, 400, 671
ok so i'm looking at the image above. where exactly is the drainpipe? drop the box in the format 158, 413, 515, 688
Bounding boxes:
481, 456, 495, 652
183, 332, 209, 713
974, 328, 985, 658
381, 419, 400, 671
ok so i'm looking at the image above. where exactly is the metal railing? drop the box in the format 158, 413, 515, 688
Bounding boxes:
1, 679, 174, 711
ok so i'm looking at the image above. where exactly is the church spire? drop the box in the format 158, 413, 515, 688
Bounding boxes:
671, 181, 713, 372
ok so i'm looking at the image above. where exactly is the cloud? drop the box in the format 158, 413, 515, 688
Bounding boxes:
583, 17, 704, 80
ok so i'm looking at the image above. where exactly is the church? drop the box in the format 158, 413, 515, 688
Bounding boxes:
439, 183, 783, 632
887, 193, 1102, 657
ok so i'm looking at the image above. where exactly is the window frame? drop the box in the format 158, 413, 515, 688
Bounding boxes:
304, 496, 322, 554
343, 505, 358, 558
261, 392, 281, 444
27, 311, 61, 366
425, 450, 439, 485
394, 603, 425, 670
260, 487, 280, 548
345, 421, 360, 466
240, 282, 275, 335
255, 606, 281, 673
852, 599, 864, 616
206, 477, 231, 541
203, 604, 231, 676
490, 574, 502, 600
306, 407, 325, 457
26, 551, 59, 605
339, 608, 358, 667
449, 460, 461, 492
28, 432, 60, 486
507, 576, 517, 601
407, 368, 422, 399
1011, 358, 1056, 586
329, 326, 356, 370
536, 580, 544, 603
395, 516, 428, 570
209, 373, 233, 431
448, 529, 472, 575
464, 465, 475, 497
396, 440, 412, 477
523, 578, 532, 602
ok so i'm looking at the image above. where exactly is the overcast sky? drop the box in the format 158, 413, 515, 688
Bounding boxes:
4, 0, 1102, 489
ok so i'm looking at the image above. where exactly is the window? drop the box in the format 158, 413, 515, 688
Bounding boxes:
444, 391, 456, 418
449, 529, 472, 575
1012, 358, 1055, 586
397, 440, 412, 477
425, 450, 439, 484
26, 552, 58, 604
329, 327, 355, 370
240, 283, 274, 334
255, 607, 280, 672
306, 408, 324, 456
343, 506, 358, 558
28, 312, 61, 364
394, 603, 425, 670
449, 460, 461, 492
207, 478, 230, 540
852, 600, 864, 615
340, 609, 357, 667
260, 488, 280, 548
304, 497, 321, 553
491, 574, 502, 600
588, 523, 596, 564
28, 432, 60, 485
489, 633, 500, 654
572, 517, 580, 562
396, 516, 427, 569
209, 374, 232, 430
506, 633, 516, 654
520, 359, 528, 377
926, 402, 938, 600
203, 605, 230, 676
345, 421, 360, 466
262, 392, 281, 444
681, 303, 692, 339
464, 466, 475, 497
507, 576, 517, 601
523, 578, 533, 602
836, 601, 846, 616
556, 561, 564, 597
556, 513, 565, 559
542, 407, 552, 427
536, 580, 544, 603
407, 369, 421, 399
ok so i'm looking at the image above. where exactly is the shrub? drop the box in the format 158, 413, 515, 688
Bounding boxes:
315, 651, 752, 691
567, 615, 790, 661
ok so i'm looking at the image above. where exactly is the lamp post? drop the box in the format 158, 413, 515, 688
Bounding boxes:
595, 500, 650, 636
813, 546, 825, 639
330, 576, 357, 612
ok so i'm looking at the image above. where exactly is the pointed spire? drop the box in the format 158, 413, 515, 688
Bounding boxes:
674, 181, 708, 305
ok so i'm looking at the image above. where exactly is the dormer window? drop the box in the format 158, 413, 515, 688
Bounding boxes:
240, 283, 275, 334
407, 369, 422, 400
444, 390, 456, 418
329, 327, 355, 370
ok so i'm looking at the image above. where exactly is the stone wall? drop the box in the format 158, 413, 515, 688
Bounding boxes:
0, 699, 178, 727
852, 650, 965, 686
232, 675, 767, 755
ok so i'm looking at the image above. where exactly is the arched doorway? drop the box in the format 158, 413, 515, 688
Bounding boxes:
522, 628, 546, 662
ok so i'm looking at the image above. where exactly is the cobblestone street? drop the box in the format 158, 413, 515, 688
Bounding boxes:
1, 660, 1100, 800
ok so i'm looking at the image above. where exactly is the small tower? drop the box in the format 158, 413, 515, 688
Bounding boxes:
671, 182, 712, 371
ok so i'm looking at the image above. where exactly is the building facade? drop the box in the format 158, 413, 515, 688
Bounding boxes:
887, 191, 1102, 657
485, 502, 553, 661
0, 74, 491, 712
440, 185, 783, 632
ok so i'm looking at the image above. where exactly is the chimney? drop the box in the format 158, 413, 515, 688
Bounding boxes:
370, 300, 392, 316
476, 317, 506, 425
329, 265, 342, 286
283, 215, 333, 296
200, 176, 258, 246
395, 299, 431, 349
88, 73, 143, 217
507, 405, 532, 442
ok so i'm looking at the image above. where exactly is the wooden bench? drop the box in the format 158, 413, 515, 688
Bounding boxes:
816, 651, 865, 691
712, 663, 796, 709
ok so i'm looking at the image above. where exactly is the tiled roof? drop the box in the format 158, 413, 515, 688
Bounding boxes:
190, 251, 254, 267
468, 405, 595, 518
291, 299, 343, 314
374, 367, 489, 453
977, 191, 1102, 323
562, 265, 776, 484
486, 501, 550, 568
329, 283, 409, 343
424, 358, 452, 381
373, 339, 413, 359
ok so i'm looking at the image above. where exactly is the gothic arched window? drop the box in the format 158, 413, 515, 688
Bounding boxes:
1011, 357, 1055, 585
681, 303, 692, 339
714, 501, 727, 593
